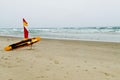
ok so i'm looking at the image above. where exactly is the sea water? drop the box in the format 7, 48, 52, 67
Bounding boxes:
0, 27, 120, 42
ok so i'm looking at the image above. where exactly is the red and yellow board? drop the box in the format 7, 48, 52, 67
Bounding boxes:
4, 37, 41, 51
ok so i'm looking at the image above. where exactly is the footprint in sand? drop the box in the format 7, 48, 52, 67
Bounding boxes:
54, 60, 60, 64
66, 72, 69, 75
76, 66, 80, 68
84, 60, 87, 63
84, 69, 88, 72
49, 57, 60, 64
4, 57, 9, 60
49, 57, 53, 61
64, 76, 67, 78
93, 67, 97, 69
101, 72, 115, 78
61, 66, 64, 69
104, 72, 111, 76
76, 66, 80, 72
46, 68, 50, 71
36, 76, 48, 78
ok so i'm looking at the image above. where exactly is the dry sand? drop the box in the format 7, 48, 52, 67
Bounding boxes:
0, 36, 120, 80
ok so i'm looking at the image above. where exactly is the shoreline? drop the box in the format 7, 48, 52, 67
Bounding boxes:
0, 35, 120, 43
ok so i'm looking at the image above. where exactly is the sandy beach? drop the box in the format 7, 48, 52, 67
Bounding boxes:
0, 36, 120, 80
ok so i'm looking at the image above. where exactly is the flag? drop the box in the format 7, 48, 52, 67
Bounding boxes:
23, 18, 28, 26
23, 18, 29, 39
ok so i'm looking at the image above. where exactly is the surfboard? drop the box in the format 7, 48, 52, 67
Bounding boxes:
4, 37, 41, 51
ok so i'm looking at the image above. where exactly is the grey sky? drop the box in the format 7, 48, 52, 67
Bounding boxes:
0, 0, 120, 28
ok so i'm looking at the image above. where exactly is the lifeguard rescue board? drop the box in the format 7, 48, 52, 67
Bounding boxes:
4, 37, 41, 51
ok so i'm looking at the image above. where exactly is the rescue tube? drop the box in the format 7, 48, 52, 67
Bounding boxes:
4, 37, 41, 51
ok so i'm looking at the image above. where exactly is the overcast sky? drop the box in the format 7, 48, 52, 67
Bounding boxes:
0, 0, 120, 28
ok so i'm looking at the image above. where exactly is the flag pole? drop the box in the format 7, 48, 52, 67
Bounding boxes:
23, 18, 33, 49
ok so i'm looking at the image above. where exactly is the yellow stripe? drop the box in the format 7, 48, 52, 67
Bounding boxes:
23, 22, 28, 26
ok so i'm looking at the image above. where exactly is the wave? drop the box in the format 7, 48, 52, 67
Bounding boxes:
0, 26, 120, 42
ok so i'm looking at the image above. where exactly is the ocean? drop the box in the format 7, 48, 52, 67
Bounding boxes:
0, 26, 120, 42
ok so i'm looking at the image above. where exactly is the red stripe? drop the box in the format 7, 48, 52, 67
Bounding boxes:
24, 27, 29, 38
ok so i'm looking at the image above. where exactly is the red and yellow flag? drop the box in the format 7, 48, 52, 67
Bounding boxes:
23, 18, 28, 27
23, 18, 29, 39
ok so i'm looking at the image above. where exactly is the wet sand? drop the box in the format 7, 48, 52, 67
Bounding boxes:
0, 36, 120, 80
